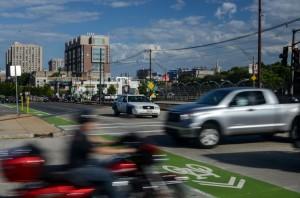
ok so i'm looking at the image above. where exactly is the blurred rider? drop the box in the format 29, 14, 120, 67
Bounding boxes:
67, 109, 135, 198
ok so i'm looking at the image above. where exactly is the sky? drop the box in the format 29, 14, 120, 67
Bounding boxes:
0, 0, 300, 76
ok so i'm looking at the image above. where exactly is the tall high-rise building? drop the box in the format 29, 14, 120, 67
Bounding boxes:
48, 58, 64, 71
64, 34, 110, 81
6, 42, 43, 77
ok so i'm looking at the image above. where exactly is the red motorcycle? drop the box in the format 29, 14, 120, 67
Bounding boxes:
0, 134, 185, 198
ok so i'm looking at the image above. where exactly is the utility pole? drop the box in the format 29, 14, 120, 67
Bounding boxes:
252, 56, 255, 88
99, 48, 102, 104
15, 66, 19, 115
291, 30, 296, 96
290, 28, 300, 96
149, 49, 152, 81
257, 0, 262, 88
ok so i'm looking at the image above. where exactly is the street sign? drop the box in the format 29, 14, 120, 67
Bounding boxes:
248, 64, 258, 75
251, 75, 257, 81
10, 65, 21, 77
147, 81, 155, 91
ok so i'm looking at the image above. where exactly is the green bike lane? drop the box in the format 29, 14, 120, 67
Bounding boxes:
2, 104, 300, 198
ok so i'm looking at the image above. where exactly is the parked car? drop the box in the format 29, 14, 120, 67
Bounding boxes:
112, 94, 160, 117
42, 96, 49, 102
165, 87, 300, 148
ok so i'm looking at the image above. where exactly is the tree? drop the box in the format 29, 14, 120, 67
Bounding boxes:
262, 62, 289, 91
0, 82, 15, 96
225, 67, 250, 84
138, 81, 148, 95
107, 84, 117, 95
19, 73, 32, 86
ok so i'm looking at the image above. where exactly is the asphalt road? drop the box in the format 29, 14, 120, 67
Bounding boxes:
30, 102, 104, 115
1, 102, 300, 196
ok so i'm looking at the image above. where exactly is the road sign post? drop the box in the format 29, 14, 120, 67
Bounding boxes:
10, 65, 21, 115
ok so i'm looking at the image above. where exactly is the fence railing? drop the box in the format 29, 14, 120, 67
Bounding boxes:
155, 80, 287, 101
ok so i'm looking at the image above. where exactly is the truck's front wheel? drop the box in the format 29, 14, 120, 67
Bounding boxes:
113, 108, 120, 116
197, 123, 220, 149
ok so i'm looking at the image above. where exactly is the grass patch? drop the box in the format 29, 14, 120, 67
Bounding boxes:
3, 103, 76, 126
42, 116, 77, 126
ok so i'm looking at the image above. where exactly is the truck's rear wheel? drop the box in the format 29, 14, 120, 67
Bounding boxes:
290, 117, 300, 148
197, 123, 220, 149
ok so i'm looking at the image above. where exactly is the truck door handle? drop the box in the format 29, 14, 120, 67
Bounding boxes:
247, 109, 255, 111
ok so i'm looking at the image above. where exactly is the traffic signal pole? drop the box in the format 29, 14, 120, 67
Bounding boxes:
291, 30, 296, 96
257, 0, 262, 88
149, 49, 152, 81
290, 29, 300, 96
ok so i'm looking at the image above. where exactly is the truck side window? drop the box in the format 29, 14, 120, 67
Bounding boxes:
230, 92, 249, 107
248, 91, 266, 105
230, 91, 266, 107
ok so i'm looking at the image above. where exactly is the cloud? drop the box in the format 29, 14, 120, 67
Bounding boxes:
215, 2, 237, 19
171, 0, 186, 10
0, 0, 80, 9
0, 3, 101, 23
110, 15, 255, 71
97, 0, 149, 8
109, 11, 299, 74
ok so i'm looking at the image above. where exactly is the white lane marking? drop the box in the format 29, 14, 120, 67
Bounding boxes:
0, 104, 14, 108
60, 122, 164, 129
62, 124, 164, 131
89, 129, 164, 136
64, 129, 164, 136
96, 124, 163, 129
185, 186, 215, 198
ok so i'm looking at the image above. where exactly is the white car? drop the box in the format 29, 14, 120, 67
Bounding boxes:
112, 95, 160, 117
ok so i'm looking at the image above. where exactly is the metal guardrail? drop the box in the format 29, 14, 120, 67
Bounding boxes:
156, 80, 287, 101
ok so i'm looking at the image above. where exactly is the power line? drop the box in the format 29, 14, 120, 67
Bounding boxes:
110, 50, 145, 64
109, 17, 300, 67
153, 17, 300, 52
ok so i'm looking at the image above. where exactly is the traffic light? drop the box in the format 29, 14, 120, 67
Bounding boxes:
292, 48, 300, 68
279, 46, 288, 66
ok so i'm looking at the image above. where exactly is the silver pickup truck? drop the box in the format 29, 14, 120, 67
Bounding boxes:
165, 87, 300, 148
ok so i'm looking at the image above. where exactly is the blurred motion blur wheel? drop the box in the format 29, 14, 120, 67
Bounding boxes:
197, 123, 220, 149
290, 117, 300, 148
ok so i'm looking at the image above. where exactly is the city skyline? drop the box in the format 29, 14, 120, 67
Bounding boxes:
0, 0, 300, 76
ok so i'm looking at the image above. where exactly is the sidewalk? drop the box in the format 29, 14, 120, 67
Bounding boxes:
0, 114, 63, 139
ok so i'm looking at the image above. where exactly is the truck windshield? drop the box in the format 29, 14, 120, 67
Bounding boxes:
196, 89, 231, 105
128, 96, 150, 102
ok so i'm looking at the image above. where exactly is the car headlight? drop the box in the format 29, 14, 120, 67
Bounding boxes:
134, 106, 142, 110
154, 106, 160, 110
180, 113, 196, 120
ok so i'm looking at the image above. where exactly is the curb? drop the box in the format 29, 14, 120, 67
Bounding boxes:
0, 114, 32, 122
0, 130, 65, 140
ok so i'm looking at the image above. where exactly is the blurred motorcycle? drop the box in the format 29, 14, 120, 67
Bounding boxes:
0, 133, 186, 198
